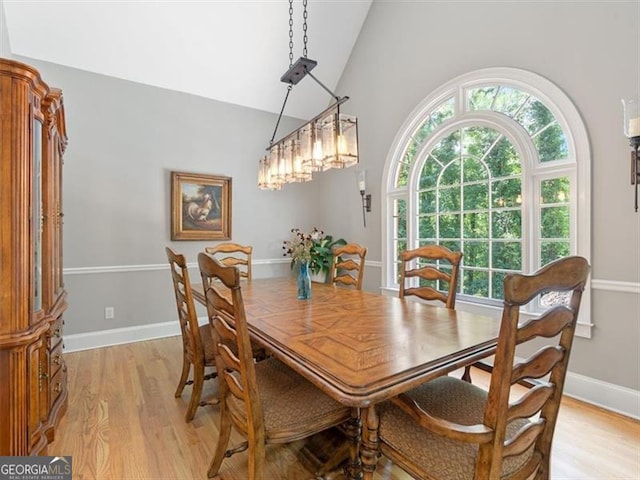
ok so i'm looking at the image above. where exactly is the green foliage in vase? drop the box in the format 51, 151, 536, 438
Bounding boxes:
283, 227, 347, 275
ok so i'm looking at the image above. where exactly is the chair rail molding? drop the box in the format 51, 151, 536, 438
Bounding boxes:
591, 279, 640, 294
63, 259, 383, 276
63, 258, 291, 275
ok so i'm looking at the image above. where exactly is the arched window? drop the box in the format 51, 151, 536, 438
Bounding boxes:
383, 68, 591, 336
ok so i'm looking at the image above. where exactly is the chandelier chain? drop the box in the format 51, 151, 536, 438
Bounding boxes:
302, 0, 308, 58
288, 0, 294, 67
260, 0, 359, 191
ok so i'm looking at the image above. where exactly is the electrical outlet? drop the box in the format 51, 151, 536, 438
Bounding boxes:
105, 307, 115, 319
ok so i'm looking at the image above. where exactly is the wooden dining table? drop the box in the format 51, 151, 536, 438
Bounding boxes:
192, 277, 501, 479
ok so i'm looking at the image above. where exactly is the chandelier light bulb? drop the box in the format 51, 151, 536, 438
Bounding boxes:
313, 139, 323, 161
337, 134, 347, 155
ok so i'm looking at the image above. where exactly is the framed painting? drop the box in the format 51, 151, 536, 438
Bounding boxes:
171, 171, 232, 241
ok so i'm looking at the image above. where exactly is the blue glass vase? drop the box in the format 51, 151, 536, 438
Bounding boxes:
297, 261, 312, 300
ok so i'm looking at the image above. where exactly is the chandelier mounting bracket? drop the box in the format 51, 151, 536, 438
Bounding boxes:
280, 57, 318, 85
281, 56, 340, 101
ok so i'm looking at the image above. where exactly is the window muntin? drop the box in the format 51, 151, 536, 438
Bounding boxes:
384, 69, 590, 336
539, 176, 571, 266
391, 197, 407, 283
416, 126, 524, 301
396, 97, 455, 188
467, 85, 569, 163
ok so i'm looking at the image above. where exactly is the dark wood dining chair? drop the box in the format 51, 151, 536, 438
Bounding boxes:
329, 243, 367, 290
205, 242, 253, 280
399, 244, 462, 307
371, 255, 590, 480
399, 244, 473, 380
165, 247, 218, 422
197, 253, 354, 480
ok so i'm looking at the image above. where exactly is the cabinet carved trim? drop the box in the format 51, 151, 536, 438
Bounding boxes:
0, 58, 68, 455
0, 322, 49, 348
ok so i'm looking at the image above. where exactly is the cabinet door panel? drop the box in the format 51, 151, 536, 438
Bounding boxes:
33, 118, 43, 313
27, 340, 44, 449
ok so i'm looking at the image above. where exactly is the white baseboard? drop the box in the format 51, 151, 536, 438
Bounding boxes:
563, 371, 639, 420
64, 320, 640, 420
64, 321, 182, 352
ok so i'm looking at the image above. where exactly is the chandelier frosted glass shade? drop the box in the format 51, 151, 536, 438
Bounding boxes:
299, 121, 325, 172
321, 112, 358, 169
258, 103, 359, 190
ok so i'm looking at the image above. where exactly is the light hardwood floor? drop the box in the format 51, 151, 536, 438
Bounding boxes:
49, 337, 640, 480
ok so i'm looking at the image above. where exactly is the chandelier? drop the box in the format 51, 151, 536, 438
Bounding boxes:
258, 0, 359, 191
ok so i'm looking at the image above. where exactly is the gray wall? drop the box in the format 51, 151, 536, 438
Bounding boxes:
319, 0, 640, 390
11, 0, 640, 393
0, 1, 11, 58
15, 56, 324, 334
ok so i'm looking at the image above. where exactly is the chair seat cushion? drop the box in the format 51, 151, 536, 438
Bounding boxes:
229, 358, 350, 442
378, 376, 533, 480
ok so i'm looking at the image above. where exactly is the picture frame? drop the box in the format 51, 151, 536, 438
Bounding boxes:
171, 171, 232, 241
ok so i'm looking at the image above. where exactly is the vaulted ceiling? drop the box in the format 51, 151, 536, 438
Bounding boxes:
1, 0, 372, 119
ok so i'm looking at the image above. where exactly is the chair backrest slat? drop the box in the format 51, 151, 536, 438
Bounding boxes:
511, 347, 564, 384
517, 306, 573, 343
503, 420, 545, 458
403, 288, 448, 304
507, 384, 553, 422
207, 284, 236, 318
405, 265, 451, 283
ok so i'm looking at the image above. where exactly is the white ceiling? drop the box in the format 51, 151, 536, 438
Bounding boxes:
1, 0, 372, 119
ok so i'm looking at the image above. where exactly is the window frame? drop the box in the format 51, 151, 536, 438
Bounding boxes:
382, 68, 592, 337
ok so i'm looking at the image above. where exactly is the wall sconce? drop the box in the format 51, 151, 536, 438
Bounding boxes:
356, 170, 372, 227
622, 98, 640, 212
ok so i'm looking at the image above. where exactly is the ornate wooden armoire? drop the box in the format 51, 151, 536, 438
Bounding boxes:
0, 58, 68, 454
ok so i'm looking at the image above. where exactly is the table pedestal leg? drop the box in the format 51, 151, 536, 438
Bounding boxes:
343, 408, 362, 480
361, 406, 379, 480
